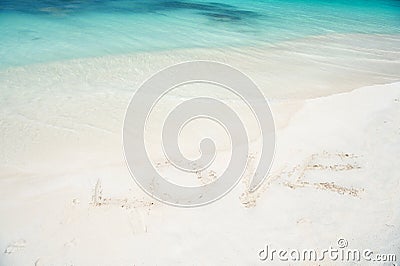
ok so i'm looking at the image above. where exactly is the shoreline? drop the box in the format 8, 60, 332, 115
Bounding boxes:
1, 33, 400, 99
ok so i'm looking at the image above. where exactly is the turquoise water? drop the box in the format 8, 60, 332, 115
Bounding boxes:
1, 0, 400, 68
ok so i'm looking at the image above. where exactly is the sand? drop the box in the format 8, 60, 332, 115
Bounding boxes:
0, 33, 399, 265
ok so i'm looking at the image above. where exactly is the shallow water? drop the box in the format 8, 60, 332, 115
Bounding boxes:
1, 0, 400, 68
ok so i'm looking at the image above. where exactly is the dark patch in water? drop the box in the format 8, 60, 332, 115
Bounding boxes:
198, 12, 241, 22
0, 0, 261, 24
156, 1, 260, 23
158, 1, 233, 12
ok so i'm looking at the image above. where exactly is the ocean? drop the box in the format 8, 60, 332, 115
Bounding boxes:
1, 0, 400, 69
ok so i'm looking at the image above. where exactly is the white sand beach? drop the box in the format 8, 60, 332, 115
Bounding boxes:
0, 33, 399, 265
